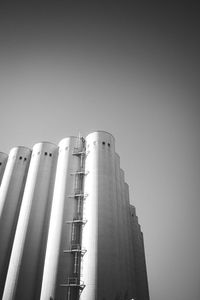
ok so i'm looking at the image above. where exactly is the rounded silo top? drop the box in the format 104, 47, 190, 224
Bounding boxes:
86, 131, 115, 151
32, 142, 57, 156
58, 136, 83, 155
58, 136, 79, 148
8, 146, 32, 159
86, 130, 115, 141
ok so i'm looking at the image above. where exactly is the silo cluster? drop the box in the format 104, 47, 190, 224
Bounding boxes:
0, 131, 149, 300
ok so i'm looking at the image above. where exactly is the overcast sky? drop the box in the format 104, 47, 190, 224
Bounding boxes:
0, 2, 200, 300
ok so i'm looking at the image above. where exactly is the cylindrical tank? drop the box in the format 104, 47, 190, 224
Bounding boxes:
0, 152, 8, 185
2, 142, 58, 300
40, 136, 81, 300
81, 131, 119, 300
0, 147, 31, 298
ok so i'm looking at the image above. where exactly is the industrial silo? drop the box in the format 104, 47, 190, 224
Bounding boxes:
0, 147, 31, 298
40, 136, 84, 300
2, 142, 58, 300
0, 152, 8, 185
81, 131, 119, 300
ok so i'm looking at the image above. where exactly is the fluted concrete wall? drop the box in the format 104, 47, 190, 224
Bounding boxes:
0, 147, 31, 298
125, 183, 137, 298
81, 131, 137, 300
115, 154, 126, 299
0, 132, 149, 300
130, 205, 150, 300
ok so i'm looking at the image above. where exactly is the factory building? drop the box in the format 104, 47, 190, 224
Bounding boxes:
0, 131, 149, 300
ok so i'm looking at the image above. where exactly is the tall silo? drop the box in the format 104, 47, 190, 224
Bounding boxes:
40, 136, 85, 300
81, 131, 119, 300
2, 142, 58, 300
0, 147, 31, 298
0, 152, 8, 185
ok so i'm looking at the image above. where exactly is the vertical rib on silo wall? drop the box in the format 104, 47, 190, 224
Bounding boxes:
124, 183, 137, 299
81, 131, 119, 300
130, 206, 141, 299
130, 205, 150, 300
40, 137, 80, 300
2, 142, 58, 300
0, 152, 8, 186
114, 154, 126, 299
120, 169, 129, 299
0, 147, 31, 298
140, 232, 150, 300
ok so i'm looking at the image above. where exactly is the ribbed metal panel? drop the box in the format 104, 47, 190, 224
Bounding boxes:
0, 147, 31, 298
0, 152, 8, 186
2, 142, 57, 300
40, 137, 81, 300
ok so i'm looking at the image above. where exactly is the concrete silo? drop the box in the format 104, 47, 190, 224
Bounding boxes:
0, 147, 31, 298
0, 152, 8, 185
2, 142, 58, 300
40, 136, 86, 300
81, 131, 120, 300
0, 131, 150, 300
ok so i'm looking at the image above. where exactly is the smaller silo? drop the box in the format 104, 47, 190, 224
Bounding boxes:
40, 136, 82, 300
2, 142, 58, 300
0, 147, 31, 298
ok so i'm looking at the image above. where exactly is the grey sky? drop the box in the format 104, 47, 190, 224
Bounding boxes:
0, 2, 200, 299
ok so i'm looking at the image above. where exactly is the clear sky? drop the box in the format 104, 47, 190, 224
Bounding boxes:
0, 2, 200, 299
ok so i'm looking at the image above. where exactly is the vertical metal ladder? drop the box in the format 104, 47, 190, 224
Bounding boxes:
60, 137, 87, 300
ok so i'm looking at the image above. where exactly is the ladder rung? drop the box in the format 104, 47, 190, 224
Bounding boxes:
72, 151, 86, 156
63, 249, 87, 255
65, 219, 87, 224
70, 171, 88, 175
68, 193, 88, 198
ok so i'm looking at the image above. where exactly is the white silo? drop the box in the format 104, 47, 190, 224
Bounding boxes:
81, 131, 119, 300
2, 142, 58, 300
40, 136, 84, 300
0, 152, 8, 185
0, 147, 31, 298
